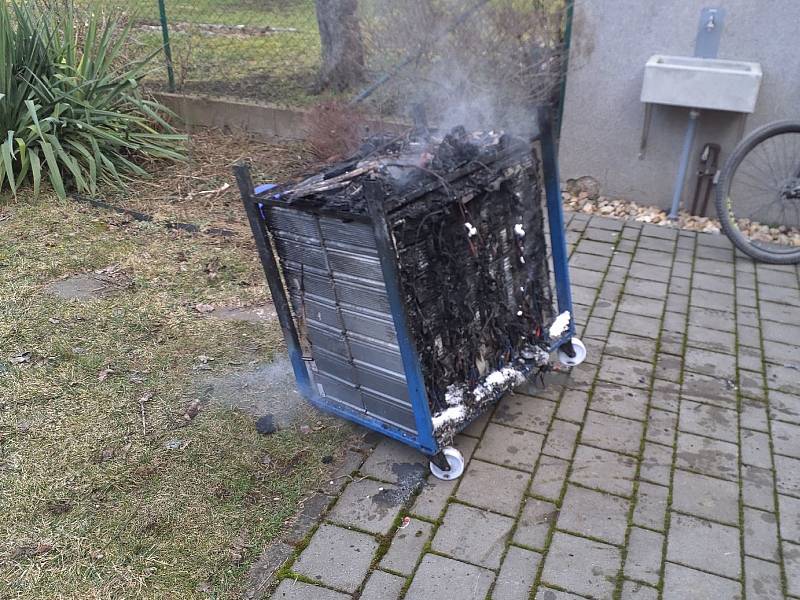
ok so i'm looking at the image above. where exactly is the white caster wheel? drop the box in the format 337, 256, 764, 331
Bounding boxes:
429, 447, 465, 481
558, 338, 587, 367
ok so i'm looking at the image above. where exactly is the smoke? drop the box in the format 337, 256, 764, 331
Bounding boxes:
358, 0, 566, 135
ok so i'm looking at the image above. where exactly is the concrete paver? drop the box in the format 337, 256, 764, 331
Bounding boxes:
267, 216, 800, 600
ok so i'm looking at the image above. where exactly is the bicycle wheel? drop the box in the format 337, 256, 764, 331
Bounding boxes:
715, 120, 800, 264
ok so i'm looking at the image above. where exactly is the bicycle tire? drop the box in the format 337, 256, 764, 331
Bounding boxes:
715, 120, 800, 264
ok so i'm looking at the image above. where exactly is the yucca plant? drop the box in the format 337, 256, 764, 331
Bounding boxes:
0, 0, 185, 200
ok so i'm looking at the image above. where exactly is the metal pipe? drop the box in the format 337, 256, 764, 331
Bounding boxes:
668, 109, 700, 220
556, 0, 575, 139
538, 106, 575, 342
157, 0, 176, 92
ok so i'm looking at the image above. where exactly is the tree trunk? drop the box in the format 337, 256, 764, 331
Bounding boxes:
315, 0, 365, 92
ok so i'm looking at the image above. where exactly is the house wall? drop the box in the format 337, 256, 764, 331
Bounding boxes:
558, 0, 800, 213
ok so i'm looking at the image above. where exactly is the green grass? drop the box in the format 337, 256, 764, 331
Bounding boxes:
0, 133, 350, 598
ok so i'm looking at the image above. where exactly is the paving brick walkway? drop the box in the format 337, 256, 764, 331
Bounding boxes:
267, 213, 800, 600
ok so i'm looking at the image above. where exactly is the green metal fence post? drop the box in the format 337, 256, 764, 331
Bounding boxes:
157, 0, 176, 92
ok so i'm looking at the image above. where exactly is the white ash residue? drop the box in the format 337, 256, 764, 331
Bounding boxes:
431, 404, 466, 431
548, 310, 571, 339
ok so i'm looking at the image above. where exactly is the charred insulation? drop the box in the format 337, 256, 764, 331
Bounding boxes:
268, 127, 552, 443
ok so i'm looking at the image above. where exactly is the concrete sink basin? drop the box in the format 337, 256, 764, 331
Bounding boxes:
641, 54, 763, 113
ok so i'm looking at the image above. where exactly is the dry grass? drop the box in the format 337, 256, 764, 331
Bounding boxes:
0, 131, 353, 599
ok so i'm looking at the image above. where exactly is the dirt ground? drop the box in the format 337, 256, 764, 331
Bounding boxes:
0, 130, 356, 599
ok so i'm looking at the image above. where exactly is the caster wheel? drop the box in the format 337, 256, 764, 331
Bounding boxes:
429, 447, 465, 481
558, 338, 587, 367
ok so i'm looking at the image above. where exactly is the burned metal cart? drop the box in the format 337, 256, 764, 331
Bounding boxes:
234, 109, 586, 480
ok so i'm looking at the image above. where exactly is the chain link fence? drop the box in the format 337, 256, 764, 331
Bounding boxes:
95, 0, 568, 125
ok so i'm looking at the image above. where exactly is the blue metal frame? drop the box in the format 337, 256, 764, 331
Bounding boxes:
235, 109, 576, 456
538, 107, 577, 350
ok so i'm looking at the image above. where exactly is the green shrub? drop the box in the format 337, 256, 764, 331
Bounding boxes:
0, 1, 185, 200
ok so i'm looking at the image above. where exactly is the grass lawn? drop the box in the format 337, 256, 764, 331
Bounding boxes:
0, 131, 354, 598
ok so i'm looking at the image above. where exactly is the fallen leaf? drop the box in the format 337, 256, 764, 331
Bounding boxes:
195, 303, 215, 314
183, 399, 201, 421
48, 318, 60, 324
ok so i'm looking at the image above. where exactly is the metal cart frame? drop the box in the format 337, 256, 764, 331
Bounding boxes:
234, 107, 582, 472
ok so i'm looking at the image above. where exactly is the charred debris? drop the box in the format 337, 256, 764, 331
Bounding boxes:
265, 126, 554, 443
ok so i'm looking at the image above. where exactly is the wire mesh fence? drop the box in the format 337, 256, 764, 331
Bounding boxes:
86, 0, 569, 125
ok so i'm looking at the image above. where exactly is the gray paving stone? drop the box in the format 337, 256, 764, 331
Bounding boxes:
618, 294, 665, 319
654, 353, 682, 381
640, 441, 673, 486
663, 562, 742, 600
771, 389, 800, 424
591, 383, 649, 421
763, 339, 800, 366
666, 513, 741, 579
611, 312, 661, 338
543, 419, 580, 460
327, 479, 403, 536
271, 580, 350, 600
760, 300, 800, 323
558, 484, 630, 545
456, 459, 528, 516
742, 464, 777, 511
621, 581, 659, 600
462, 408, 492, 438
676, 432, 739, 482
682, 370, 737, 408
405, 554, 494, 600
683, 347, 736, 380
514, 497, 558, 550
688, 305, 736, 333
576, 239, 615, 257
598, 354, 653, 389
679, 400, 738, 443
780, 494, 800, 544
360, 571, 405, 600
743, 506, 780, 561
534, 588, 587, 599
694, 253, 734, 275
636, 235, 673, 253
570, 445, 637, 497
571, 284, 598, 306
582, 410, 644, 456
762, 320, 800, 346
541, 532, 621, 599
741, 400, 769, 432
633, 481, 669, 531
738, 339, 764, 371
785, 541, 800, 597
432, 503, 514, 569
493, 392, 556, 434
294, 524, 378, 594
645, 408, 677, 446
557, 389, 589, 423
570, 251, 611, 272
693, 271, 735, 293
672, 469, 739, 525
665, 293, 689, 314
567, 362, 598, 392
691, 288, 735, 313
571, 267, 605, 288
380, 518, 432, 576
604, 331, 658, 363
745, 555, 783, 600
687, 324, 736, 354
634, 248, 673, 268
742, 429, 773, 469
530, 455, 570, 501
767, 362, 800, 396
474, 423, 544, 472
624, 527, 663, 585
740, 369, 767, 400
659, 332, 684, 357
492, 546, 541, 600
360, 439, 427, 484
624, 277, 668, 299
737, 286, 757, 307
773, 420, 800, 459
662, 310, 687, 333
651, 379, 680, 412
